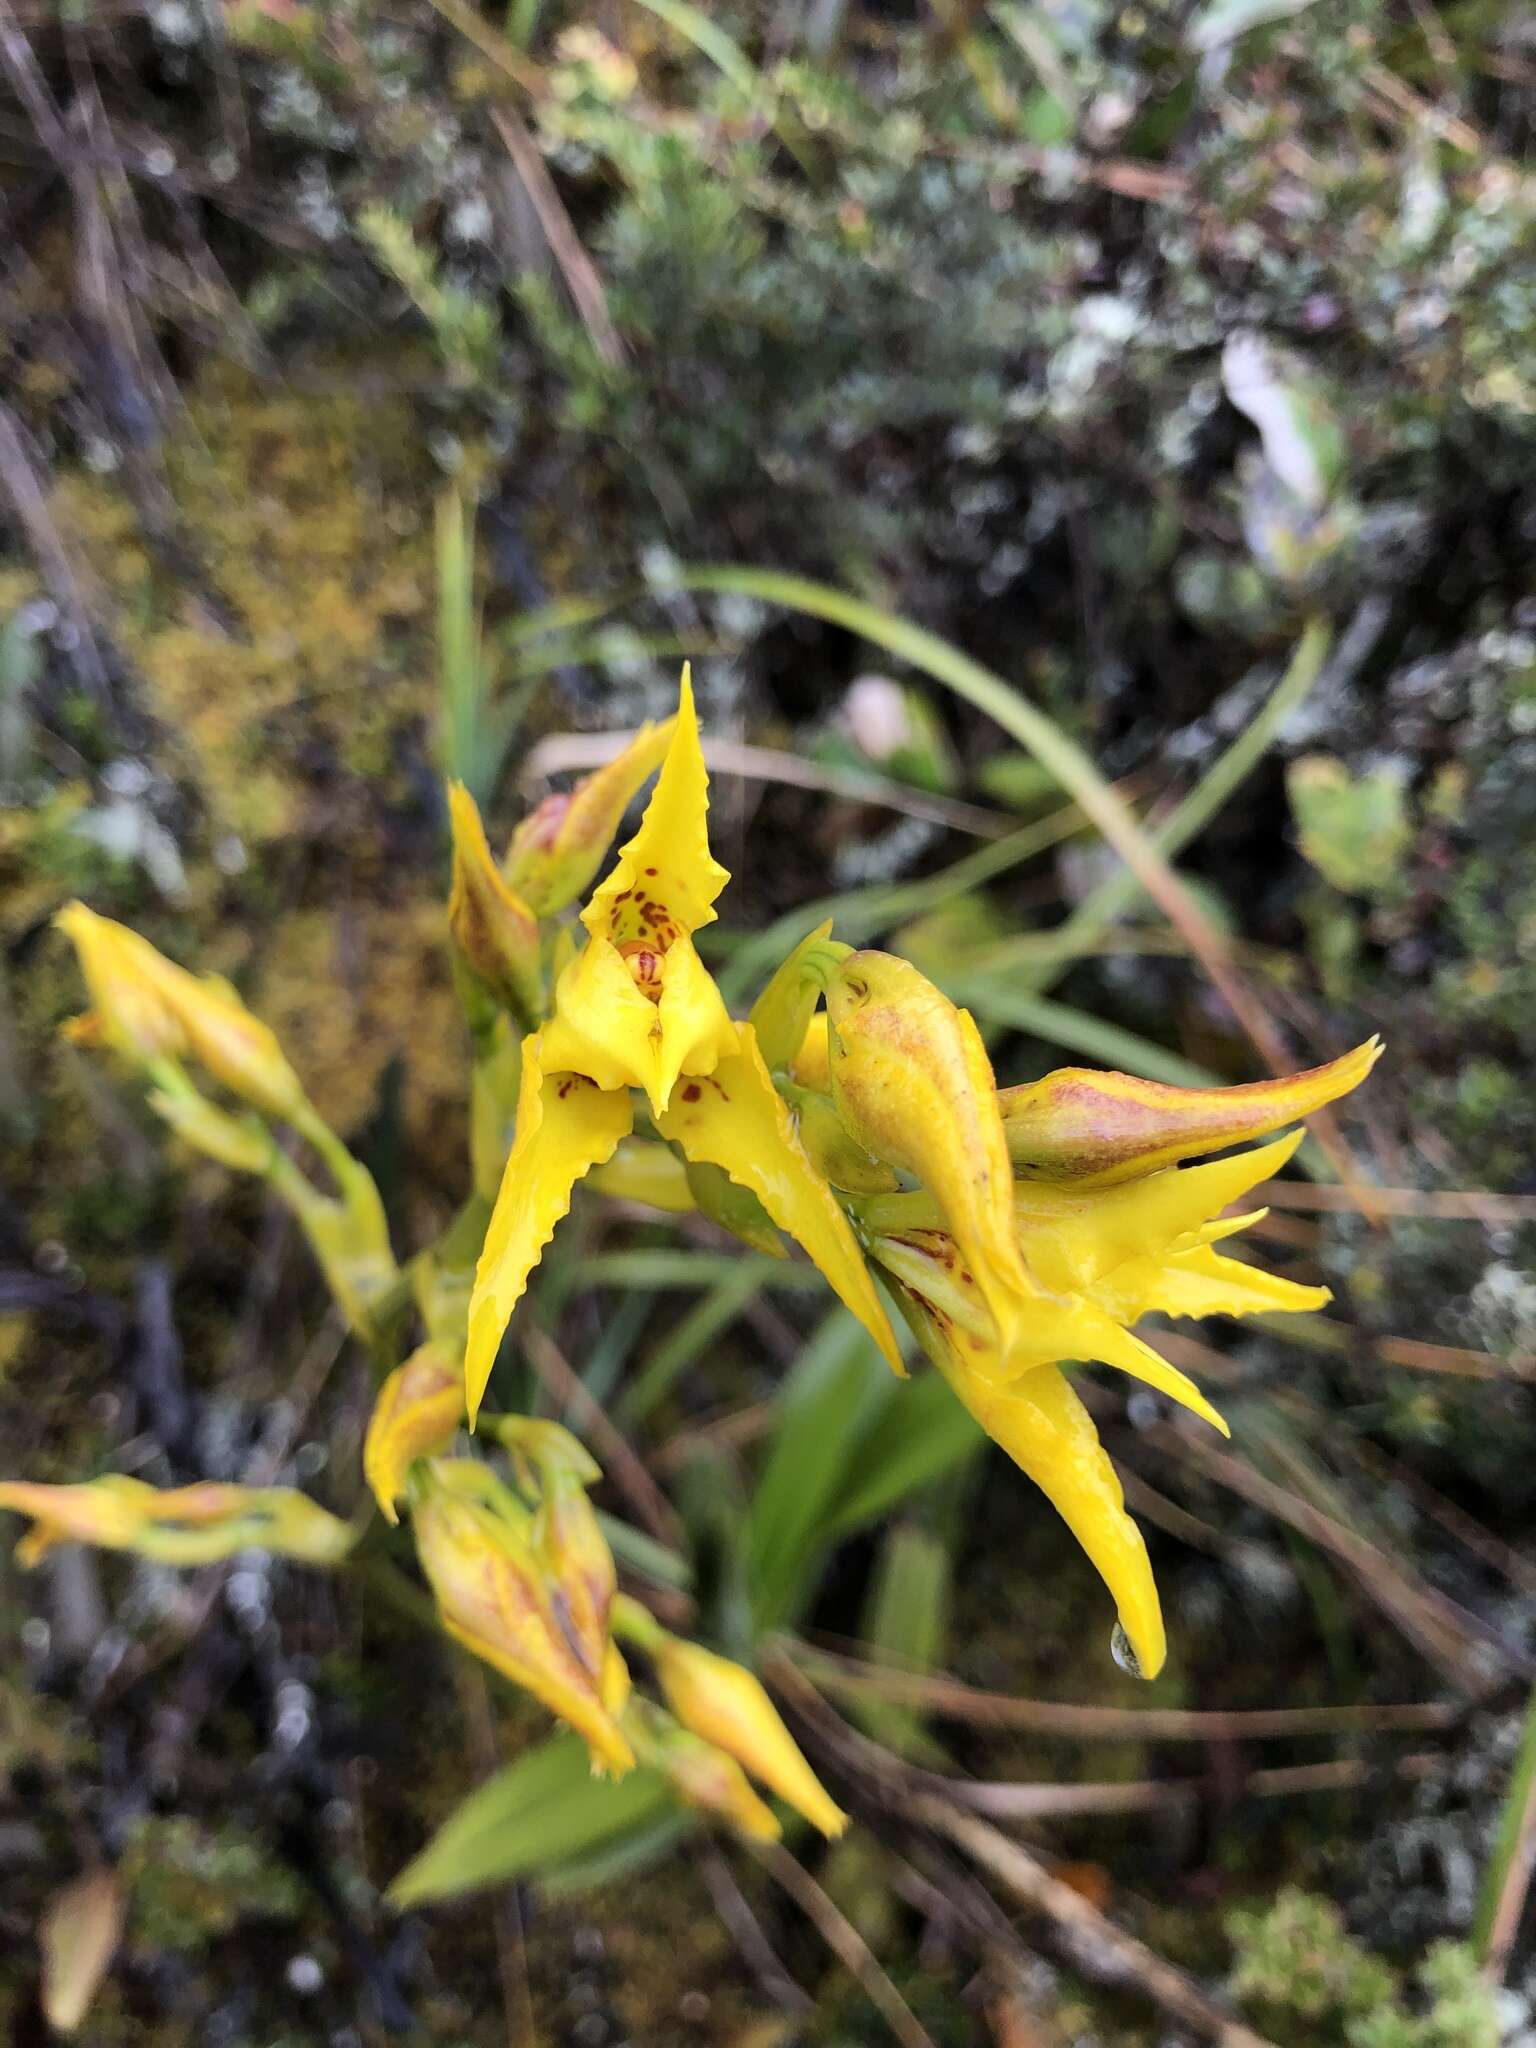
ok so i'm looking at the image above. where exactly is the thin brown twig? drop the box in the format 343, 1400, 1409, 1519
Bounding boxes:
449, 1658, 538, 2046
519, 1325, 684, 1550
918, 1798, 1279, 2048
787, 1643, 1458, 1743
697, 1840, 814, 2016
489, 106, 625, 370
954, 1751, 1440, 1820
748, 1836, 938, 2048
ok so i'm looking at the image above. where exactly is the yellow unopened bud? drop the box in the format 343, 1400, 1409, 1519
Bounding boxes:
0, 1477, 354, 1568
55, 903, 311, 1123
364, 1341, 464, 1522
998, 1037, 1383, 1185
493, 1418, 614, 1684
826, 950, 1033, 1357
506, 718, 675, 916
447, 784, 544, 1024
413, 1465, 632, 1775
624, 1697, 781, 1842
651, 1636, 846, 1838
55, 904, 187, 1065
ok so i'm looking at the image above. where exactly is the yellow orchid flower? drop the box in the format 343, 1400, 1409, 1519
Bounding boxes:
824, 949, 1035, 1358
999, 1037, 1383, 1184
412, 1462, 633, 1775
505, 715, 676, 917
364, 1340, 465, 1523
622, 1696, 782, 1842
863, 1123, 1355, 1676
465, 672, 901, 1419
614, 1596, 846, 1838
0, 1477, 355, 1570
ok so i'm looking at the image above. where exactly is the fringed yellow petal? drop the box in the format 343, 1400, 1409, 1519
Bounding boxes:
466, 1033, 633, 1423
506, 717, 676, 916
1132, 1247, 1332, 1322
656, 1024, 904, 1374
1000, 1037, 1383, 1183
826, 951, 1034, 1358
1012, 1129, 1308, 1286
363, 1340, 464, 1523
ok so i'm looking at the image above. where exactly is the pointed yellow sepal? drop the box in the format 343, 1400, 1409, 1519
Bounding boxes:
446, 783, 544, 1025
56, 903, 312, 1124
999, 1038, 1383, 1184
506, 716, 676, 917
411, 1467, 633, 1776
364, 1340, 464, 1523
943, 1353, 1167, 1681
649, 1634, 847, 1838
654, 1023, 903, 1374
826, 950, 1034, 1359
0, 1476, 355, 1569
465, 1031, 633, 1423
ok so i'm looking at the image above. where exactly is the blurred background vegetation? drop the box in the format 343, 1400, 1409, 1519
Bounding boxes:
2, 0, 1536, 2041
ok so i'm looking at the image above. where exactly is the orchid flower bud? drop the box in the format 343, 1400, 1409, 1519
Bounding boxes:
506, 717, 675, 916
412, 1465, 633, 1775
492, 1418, 615, 1685
643, 1631, 846, 1838
0, 1476, 354, 1569
56, 903, 311, 1123
364, 1340, 464, 1523
825, 950, 1034, 1358
623, 1697, 781, 1842
447, 783, 544, 1027
998, 1038, 1382, 1185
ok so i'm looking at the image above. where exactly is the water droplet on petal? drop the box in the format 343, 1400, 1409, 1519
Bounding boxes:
1110, 1622, 1146, 1680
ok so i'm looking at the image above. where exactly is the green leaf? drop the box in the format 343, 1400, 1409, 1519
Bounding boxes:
746, 1311, 894, 1633
388, 1737, 675, 1906
820, 1371, 981, 1541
